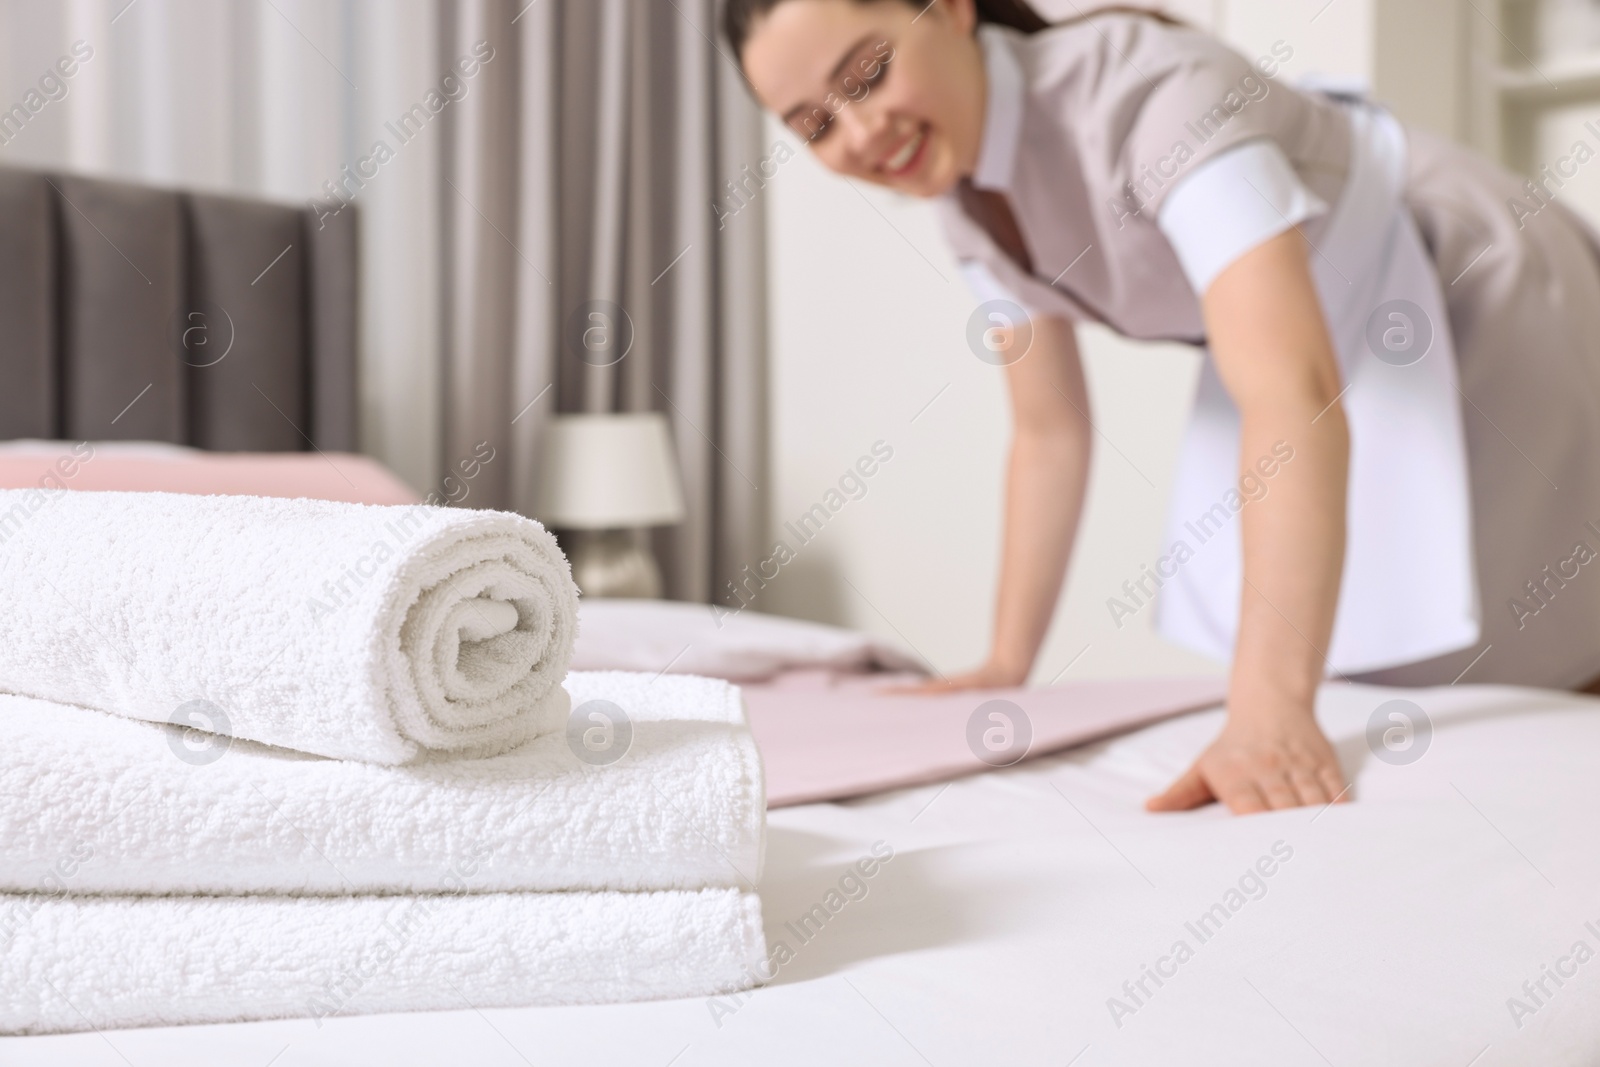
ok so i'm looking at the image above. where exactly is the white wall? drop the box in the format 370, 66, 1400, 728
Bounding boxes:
757, 1, 1410, 681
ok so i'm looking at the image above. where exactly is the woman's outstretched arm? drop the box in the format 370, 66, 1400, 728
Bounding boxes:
1147, 226, 1351, 814
900, 314, 1092, 690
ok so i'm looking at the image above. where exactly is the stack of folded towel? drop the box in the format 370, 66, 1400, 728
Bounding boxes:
0, 490, 767, 1034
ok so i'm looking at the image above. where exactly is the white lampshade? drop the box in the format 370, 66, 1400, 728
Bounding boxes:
533, 412, 686, 529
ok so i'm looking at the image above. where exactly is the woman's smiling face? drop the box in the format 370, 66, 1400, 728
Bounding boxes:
740, 0, 987, 198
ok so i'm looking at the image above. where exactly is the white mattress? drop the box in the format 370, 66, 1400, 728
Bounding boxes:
7, 681, 1599, 1065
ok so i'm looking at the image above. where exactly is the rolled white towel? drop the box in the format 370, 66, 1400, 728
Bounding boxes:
0, 489, 577, 763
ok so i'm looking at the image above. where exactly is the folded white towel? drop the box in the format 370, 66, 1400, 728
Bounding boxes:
0, 489, 578, 763
0, 671, 764, 894
0, 887, 766, 1034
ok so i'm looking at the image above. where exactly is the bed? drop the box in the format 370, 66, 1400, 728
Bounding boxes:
3, 169, 1598, 1065
3, 665, 1597, 1065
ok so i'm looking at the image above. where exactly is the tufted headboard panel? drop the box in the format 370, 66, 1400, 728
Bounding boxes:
0, 166, 357, 451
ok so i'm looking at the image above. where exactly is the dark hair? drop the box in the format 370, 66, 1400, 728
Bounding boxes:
723, 0, 1180, 59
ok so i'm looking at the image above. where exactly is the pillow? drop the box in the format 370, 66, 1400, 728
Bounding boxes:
571, 597, 928, 683
0, 439, 420, 505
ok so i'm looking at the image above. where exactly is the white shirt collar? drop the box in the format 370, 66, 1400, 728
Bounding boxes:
970, 25, 1025, 193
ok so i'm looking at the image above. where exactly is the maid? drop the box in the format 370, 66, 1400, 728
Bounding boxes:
726, 0, 1600, 813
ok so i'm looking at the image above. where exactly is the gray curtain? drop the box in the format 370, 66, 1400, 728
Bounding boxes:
438, 0, 769, 603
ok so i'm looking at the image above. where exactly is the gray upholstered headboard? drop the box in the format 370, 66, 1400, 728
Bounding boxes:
0, 167, 358, 451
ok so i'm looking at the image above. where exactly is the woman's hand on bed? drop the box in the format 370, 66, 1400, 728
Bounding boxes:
1166, 230, 1350, 816
1144, 707, 1349, 815
881, 659, 1028, 694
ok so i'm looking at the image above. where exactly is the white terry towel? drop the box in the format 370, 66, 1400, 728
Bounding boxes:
0, 887, 767, 1034
0, 489, 578, 764
0, 671, 765, 894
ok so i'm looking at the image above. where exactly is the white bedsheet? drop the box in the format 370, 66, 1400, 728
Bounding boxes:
6, 681, 1599, 1065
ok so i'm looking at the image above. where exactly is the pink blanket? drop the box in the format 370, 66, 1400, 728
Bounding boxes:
745, 671, 1228, 807
0, 442, 419, 505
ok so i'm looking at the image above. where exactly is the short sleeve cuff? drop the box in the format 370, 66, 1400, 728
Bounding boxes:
958, 259, 1032, 315
1157, 138, 1329, 295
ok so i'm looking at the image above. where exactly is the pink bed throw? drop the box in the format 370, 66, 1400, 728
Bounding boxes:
0, 440, 419, 505
746, 672, 1228, 808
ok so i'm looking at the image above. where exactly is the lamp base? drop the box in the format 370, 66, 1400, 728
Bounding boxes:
564, 528, 662, 599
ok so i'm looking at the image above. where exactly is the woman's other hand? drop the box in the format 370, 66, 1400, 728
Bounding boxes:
1145, 700, 1349, 814
880, 659, 1027, 694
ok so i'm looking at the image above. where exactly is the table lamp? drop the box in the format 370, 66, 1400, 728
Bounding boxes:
532, 412, 686, 598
